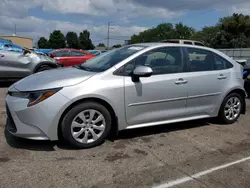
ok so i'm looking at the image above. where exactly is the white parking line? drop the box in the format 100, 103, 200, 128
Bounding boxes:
152, 156, 250, 188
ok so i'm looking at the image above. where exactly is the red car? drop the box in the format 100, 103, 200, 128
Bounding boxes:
49, 48, 95, 67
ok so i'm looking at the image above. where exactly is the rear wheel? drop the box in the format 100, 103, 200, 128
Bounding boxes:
218, 93, 243, 124
61, 102, 112, 149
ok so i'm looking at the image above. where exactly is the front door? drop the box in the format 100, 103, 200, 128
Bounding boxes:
53, 50, 71, 66
124, 47, 188, 126
183, 47, 233, 116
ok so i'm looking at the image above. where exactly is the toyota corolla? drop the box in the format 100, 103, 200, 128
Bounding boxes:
5, 43, 246, 148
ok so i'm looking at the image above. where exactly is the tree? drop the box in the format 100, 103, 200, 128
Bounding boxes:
112, 44, 122, 48
129, 23, 194, 44
66, 31, 80, 49
219, 13, 250, 48
173, 23, 195, 39
97, 43, 105, 47
48, 30, 66, 49
37, 37, 49, 48
192, 26, 223, 48
79, 30, 94, 50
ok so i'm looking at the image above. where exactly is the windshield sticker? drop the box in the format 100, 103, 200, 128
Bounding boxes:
128, 46, 144, 51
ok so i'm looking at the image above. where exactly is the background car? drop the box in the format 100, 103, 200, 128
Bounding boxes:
0, 39, 23, 53
0, 47, 61, 81
161, 39, 205, 46
49, 48, 95, 66
6, 43, 246, 149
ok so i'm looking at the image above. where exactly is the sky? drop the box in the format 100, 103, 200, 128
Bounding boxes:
0, 0, 249, 47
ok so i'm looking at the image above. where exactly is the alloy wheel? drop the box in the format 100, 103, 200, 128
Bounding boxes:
224, 97, 241, 121
71, 109, 106, 144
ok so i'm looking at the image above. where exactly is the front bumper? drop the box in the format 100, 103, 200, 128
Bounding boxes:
5, 91, 70, 140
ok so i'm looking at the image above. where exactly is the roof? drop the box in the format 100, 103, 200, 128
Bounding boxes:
129, 42, 219, 53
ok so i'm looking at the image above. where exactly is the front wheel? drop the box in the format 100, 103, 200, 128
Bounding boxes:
61, 102, 112, 149
218, 93, 243, 124
36, 65, 53, 73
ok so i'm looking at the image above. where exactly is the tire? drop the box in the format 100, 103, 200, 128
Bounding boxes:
36, 65, 53, 73
61, 102, 112, 149
218, 93, 243, 124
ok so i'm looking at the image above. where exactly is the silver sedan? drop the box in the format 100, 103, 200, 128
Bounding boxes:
5, 43, 246, 148
0, 48, 61, 80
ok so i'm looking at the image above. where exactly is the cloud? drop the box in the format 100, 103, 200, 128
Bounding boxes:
0, 15, 148, 45
0, 0, 249, 46
128, 0, 250, 12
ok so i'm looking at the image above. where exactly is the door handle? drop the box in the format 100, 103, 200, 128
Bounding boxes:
175, 78, 188, 85
217, 74, 227, 80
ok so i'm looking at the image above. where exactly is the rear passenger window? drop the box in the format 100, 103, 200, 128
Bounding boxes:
214, 55, 233, 70
187, 48, 233, 72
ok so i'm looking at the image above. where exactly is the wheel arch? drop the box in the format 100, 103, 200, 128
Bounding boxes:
33, 62, 58, 73
223, 88, 246, 114
57, 97, 118, 140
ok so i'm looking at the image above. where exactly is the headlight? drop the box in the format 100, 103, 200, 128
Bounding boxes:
9, 88, 62, 107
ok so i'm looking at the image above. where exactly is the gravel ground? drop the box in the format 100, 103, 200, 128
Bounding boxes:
1, 86, 250, 188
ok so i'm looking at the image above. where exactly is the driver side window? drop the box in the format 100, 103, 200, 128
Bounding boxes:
117, 47, 184, 76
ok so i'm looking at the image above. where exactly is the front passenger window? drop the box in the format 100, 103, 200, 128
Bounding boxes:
135, 47, 184, 75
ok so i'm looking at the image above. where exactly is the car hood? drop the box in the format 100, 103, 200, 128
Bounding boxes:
10, 67, 97, 91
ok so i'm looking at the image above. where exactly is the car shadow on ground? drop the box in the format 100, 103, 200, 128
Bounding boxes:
4, 128, 57, 151
4, 118, 215, 151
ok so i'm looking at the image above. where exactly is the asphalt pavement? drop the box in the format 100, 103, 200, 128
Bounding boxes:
1, 86, 250, 188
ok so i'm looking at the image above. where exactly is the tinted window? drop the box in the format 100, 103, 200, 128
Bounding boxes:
162, 40, 180, 44
194, 42, 205, 46
71, 51, 85, 56
187, 48, 232, 72
214, 54, 233, 70
53, 51, 70, 57
122, 47, 184, 75
184, 41, 193, 45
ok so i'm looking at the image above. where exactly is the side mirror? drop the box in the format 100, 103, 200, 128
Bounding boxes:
133, 66, 153, 77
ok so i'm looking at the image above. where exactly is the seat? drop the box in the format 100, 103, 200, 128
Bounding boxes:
203, 54, 215, 71
135, 55, 147, 66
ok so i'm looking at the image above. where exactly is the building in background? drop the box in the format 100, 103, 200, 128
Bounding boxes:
0, 35, 33, 48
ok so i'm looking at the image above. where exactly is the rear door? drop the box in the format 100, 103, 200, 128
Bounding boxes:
183, 47, 233, 117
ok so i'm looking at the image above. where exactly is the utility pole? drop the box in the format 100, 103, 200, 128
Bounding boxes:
14, 24, 16, 35
107, 22, 111, 50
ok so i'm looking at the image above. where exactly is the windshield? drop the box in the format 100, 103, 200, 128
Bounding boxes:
78, 45, 146, 72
